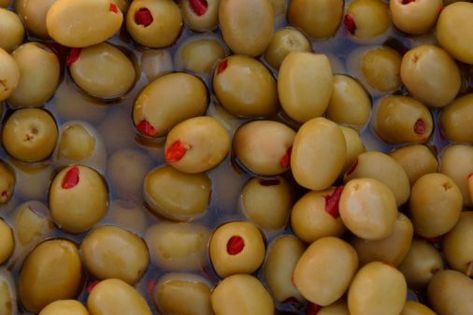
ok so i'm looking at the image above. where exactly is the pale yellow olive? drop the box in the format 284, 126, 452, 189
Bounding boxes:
291, 117, 346, 191
0, 220, 13, 265
8, 43, 60, 108
0, 9, 24, 52
213, 55, 278, 118
57, 123, 96, 162
145, 222, 209, 271
344, 151, 411, 206
153, 273, 213, 315
179, 0, 220, 32
340, 178, 398, 240
47, 0, 123, 48
263, 235, 305, 303
133, 72, 208, 138
319, 300, 350, 315
16, 0, 56, 38
140, 49, 174, 82
345, 0, 391, 39
401, 301, 437, 315
398, 239, 444, 289
409, 173, 462, 238
144, 166, 211, 221
2, 108, 58, 162
13, 201, 53, 248
361, 47, 402, 93
0, 270, 16, 315
340, 126, 365, 172
49, 165, 108, 234
211, 274, 274, 315
19, 240, 82, 313
288, 0, 343, 39
0, 48, 20, 102
39, 300, 89, 315
278, 52, 333, 123
233, 120, 295, 176
241, 177, 292, 230
0, 161, 14, 204
390, 0, 442, 35
390, 145, 438, 185
105, 200, 147, 234
293, 237, 358, 306
348, 262, 407, 315
440, 144, 473, 206
177, 38, 225, 73
400, 45, 461, 108
443, 211, 473, 275
327, 75, 371, 131
440, 94, 473, 143
209, 221, 265, 278
427, 270, 473, 315
87, 278, 152, 315
219, 0, 273, 57
437, 2, 473, 64
264, 27, 312, 70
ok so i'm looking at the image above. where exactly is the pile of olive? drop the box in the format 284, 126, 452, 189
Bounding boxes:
0, 0, 473, 314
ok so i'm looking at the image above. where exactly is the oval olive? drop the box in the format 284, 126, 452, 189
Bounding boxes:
390, 145, 438, 186
440, 94, 473, 143
0, 269, 17, 315
0, 8, 24, 53
105, 200, 147, 234
16, 0, 56, 38
140, 49, 174, 82
361, 47, 402, 93
345, 0, 391, 39
177, 38, 225, 74
390, 0, 442, 35
443, 211, 473, 275
340, 126, 366, 172
0, 161, 14, 204
12, 201, 53, 249
264, 27, 311, 70
0, 48, 20, 102
57, 123, 97, 162
179, 0, 219, 32
0, 220, 13, 265
440, 144, 473, 206
39, 300, 89, 315
400, 301, 437, 315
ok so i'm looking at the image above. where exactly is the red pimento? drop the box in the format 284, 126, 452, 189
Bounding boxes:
280, 146, 292, 169
414, 118, 426, 135
306, 303, 321, 315
66, 48, 81, 66
226, 235, 244, 255
346, 159, 358, 176
109, 2, 119, 13
165, 140, 188, 162
325, 186, 344, 219
62, 166, 80, 189
189, 0, 208, 16
401, 0, 415, 4
216, 59, 228, 75
135, 8, 154, 27
344, 14, 356, 35
136, 119, 157, 137
87, 280, 100, 293
147, 280, 157, 296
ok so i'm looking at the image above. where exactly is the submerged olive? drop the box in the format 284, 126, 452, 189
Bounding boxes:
177, 38, 225, 74
264, 27, 311, 70
361, 47, 402, 93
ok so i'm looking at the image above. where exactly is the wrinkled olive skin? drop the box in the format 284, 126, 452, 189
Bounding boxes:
178, 38, 225, 73
361, 47, 402, 93
400, 301, 437, 315
0, 220, 13, 265
440, 94, 473, 143
440, 145, 473, 206
443, 212, 473, 275
346, 0, 391, 39
39, 300, 89, 315
16, 0, 56, 38
264, 27, 311, 70
0, 161, 15, 204
427, 270, 473, 315
19, 240, 82, 313
390, 0, 442, 35
179, 0, 220, 32
0, 9, 24, 53
390, 145, 438, 185
0, 48, 20, 102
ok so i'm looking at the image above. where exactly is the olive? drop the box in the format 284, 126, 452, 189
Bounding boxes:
400, 301, 437, 315
340, 178, 398, 240
47, 0, 123, 48
2, 108, 58, 162
437, 2, 473, 64
288, 0, 343, 39
140, 49, 173, 82
398, 239, 444, 289
233, 121, 295, 176
209, 221, 265, 278
345, 0, 391, 40
152, 273, 213, 315
19, 239, 82, 312
318, 300, 350, 315
57, 122, 98, 162
390, 0, 442, 35
271, 0, 286, 17
352, 213, 413, 266
0, 0, 11, 7
241, 177, 292, 230
0, 270, 16, 315
211, 274, 274, 315
105, 200, 147, 234
68, 43, 136, 100
278, 52, 333, 123
176, 38, 225, 74
348, 262, 407, 315
327, 75, 371, 131
8, 43, 60, 108
0, 48, 20, 102
133, 73, 207, 138
374, 96, 433, 144
39, 300, 89, 315
16, 0, 56, 38
361, 47, 402, 93
291, 117, 346, 191
126, 0, 182, 48
400, 45, 461, 108
443, 211, 473, 276
219, 0, 273, 57
293, 237, 358, 306
0, 220, 13, 265
49, 165, 108, 234
264, 27, 311, 70
390, 145, 438, 186
409, 173, 462, 238
164, 116, 230, 173
344, 151, 411, 206
291, 188, 346, 243
440, 94, 473, 143
0, 161, 14, 204
340, 126, 366, 172
179, 0, 220, 32
440, 144, 473, 206
12, 201, 53, 249
213, 55, 278, 118
0, 9, 24, 52
145, 222, 209, 271
87, 278, 152, 315
263, 235, 305, 303
144, 166, 211, 221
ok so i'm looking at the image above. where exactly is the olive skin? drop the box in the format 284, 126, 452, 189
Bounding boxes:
361, 47, 402, 93
400, 301, 437, 315
291, 117, 346, 191
293, 237, 358, 306
340, 127, 366, 172
179, 0, 220, 32
400, 45, 461, 108
0, 220, 13, 265
318, 300, 350, 315
19, 240, 82, 313
39, 300, 89, 315
0, 161, 15, 204
47, 0, 123, 48
0, 48, 20, 102
57, 123, 96, 162
264, 27, 311, 70
218, 0, 274, 57
390, 0, 442, 35
443, 212, 473, 275
0, 8, 24, 53
0, 270, 16, 315
440, 145, 473, 206
87, 279, 152, 315
278, 52, 333, 123
140, 49, 174, 82
427, 270, 473, 315
12, 201, 53, 249
409, 173, 462, 238
211, 274, 274, 315
437, 2, 473, 64
177, 38, 225, 74
390, 145, 438, 185
348, 262, 407, 315
345, 0, 391, 40
16, 0, 56, 38
440, 94, 473, 143
0, 0, 11, 7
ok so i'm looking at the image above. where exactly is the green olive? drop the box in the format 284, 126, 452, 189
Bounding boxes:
345, 0, 391, 39
16, 0, 56, 38
179, 0, 220, 32
0, 269, 16, 315
139, 49, 174, 82
105, 200, 147, 234
0, 48, 20, 102
348, 262, 407, 315
390, 145, 438, 185
443, 211, 473, 275
400, 45, 461, 108
0, 220, 13, 265
57, 123, 96, 162
440, 144, 473, 206
177, 38, 225, 73
390, 0, 442, 35
0, 8, 24, 52
19, 239, 82, 313
264, 27, 311, 70
39, 300, 89, 315
361, 47, 402, 93
440, 93, 473, 142
12, 201, 53, 248
400, 301, 437, 315
278, 52, 333, 123
0, 161, 14, 204
293, 237, 358, 306
340, 126, 366, 172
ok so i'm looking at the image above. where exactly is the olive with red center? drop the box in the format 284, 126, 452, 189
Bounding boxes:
345, 0, 391, 40
16, 0, 56, 39
441, 145, 473, 206
179, 0, 220, 32
0, 161, 14, 204
39, 300, 89, 315
209, 221, 265, 278
0, 48, 20, 102
0, 8, 24, 53
390, 0, 442, 35
390, 145, 438, 186
443, 212, 473, 276
361, 47, 402, 93
440, 94, 473, 143
0, 219, 13, 265
177, 38, 225, 74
